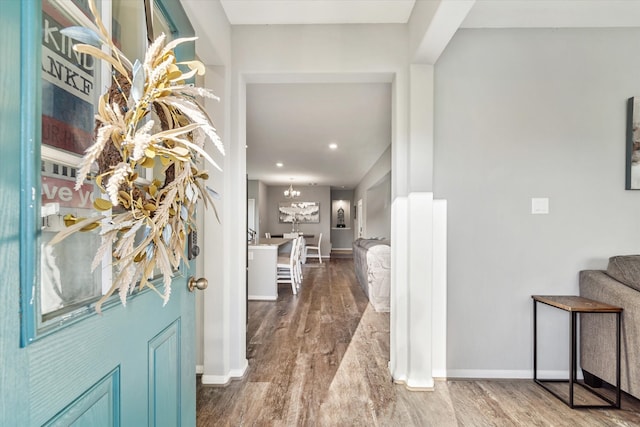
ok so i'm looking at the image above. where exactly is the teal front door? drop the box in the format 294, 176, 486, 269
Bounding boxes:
1, 1, 199, 425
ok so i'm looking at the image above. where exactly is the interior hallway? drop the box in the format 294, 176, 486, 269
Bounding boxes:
196, 259, 640, 426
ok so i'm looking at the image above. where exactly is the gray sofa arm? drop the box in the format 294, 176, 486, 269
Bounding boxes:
579, 270, 640, 398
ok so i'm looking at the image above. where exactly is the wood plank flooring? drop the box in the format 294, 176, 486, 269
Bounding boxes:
196, 259, 640, 426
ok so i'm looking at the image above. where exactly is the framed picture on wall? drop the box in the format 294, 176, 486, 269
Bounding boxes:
332, 200, 350, 228
626, 96, 640, 189
278, 202, 320, 223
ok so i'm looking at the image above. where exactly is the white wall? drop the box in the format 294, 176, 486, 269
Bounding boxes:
366, 172, 392, 240
247, 179, 259, 235
192, 64, 227, 371
265, 185, 331, 256
182, 0, 242, 383
354, 145, 392, 239
226, 18, 442, 387
435, 28, 640, 377
330, 189, 355, 250
199, 64, 228, 377
182, 0, 230, 66
258, 180, 268, 238
232, 24, 408, 75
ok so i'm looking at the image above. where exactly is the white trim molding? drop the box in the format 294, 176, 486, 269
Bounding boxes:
247, 295, 277, 301
389, 193, 447, 390
405, 192, 434, 390
446, 369, 581, 380
201, 361, 249, 386
432, 199, 447, 380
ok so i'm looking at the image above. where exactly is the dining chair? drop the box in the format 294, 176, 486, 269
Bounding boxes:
265, 232, 271, 238
305, 233, 322, 263
294, 236, 304, 287
277, 237, 300, 294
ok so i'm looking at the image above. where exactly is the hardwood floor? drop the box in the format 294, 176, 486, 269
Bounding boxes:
197, 259, 640, 426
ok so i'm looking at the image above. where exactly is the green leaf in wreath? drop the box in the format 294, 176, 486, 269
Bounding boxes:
93, 198, 113, 211
60, 26, 103, 48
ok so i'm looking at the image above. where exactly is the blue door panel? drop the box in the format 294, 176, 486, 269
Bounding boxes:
149, 320, 181, 427
0, 0, 31, 423
44, 367, 120, 427
0, 0, 198, 425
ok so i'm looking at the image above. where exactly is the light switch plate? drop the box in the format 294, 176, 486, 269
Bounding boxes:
531, 198, 549, 214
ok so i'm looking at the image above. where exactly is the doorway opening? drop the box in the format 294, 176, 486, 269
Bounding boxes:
243, 78, 393, 373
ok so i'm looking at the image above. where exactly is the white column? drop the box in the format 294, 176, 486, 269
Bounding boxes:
201, 69, 248, 385
432, 199, 448, 378
389, 64, 446, 390
407, 192, 435, 389
409, 65, 434, 192
390, 193, 439, 390
227, 73, 248, 379
389, 196, 409, 382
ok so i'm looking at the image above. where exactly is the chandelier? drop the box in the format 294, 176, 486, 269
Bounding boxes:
284, 183, 300, 198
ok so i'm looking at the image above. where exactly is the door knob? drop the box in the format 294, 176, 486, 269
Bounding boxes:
187, 277, 208, 292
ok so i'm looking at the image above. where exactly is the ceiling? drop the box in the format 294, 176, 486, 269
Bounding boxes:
246, 83, 391, 189
220, 0, 416, 25
222, 0, 640, 189
220, 0, 640, 28
226, 0, 410, 189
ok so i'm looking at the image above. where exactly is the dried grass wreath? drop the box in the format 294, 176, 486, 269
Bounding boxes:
50, 0, 224, 312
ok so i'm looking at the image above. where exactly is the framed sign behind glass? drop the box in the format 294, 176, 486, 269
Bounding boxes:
42, 0, 97, 156
40, 0, 105, 328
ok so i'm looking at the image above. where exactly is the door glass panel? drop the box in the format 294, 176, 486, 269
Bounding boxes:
37, 0, 148, 335
40, 0, 104, 326
30, 0, 188, 342
41, 158, 103, 319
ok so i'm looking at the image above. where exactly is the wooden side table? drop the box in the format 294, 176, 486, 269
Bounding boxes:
532, 295, 622, 409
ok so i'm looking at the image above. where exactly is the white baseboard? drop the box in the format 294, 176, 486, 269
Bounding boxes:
201, 374, 232, 386
445, 369, 581, 380
386, 368, 579, 382
432, 369, 447, 379
201, 360, 249, 386
406, 378, 435, 391
247, 295, 277, 301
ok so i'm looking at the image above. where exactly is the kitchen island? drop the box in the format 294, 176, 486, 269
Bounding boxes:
247, 238, 293, 300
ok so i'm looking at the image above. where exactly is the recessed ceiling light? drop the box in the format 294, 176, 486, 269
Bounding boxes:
276, 162, 283, 168
329, 143, 338, 150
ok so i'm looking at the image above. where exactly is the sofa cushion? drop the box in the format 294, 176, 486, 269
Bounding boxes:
606, 255, 640, 292
354, 238, 390, 250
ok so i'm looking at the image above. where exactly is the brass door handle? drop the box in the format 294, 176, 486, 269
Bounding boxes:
187, 277, 208, 292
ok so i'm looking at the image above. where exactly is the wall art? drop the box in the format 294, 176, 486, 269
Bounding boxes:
278, 202, 320, 223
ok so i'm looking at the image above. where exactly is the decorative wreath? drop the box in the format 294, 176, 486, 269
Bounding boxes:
50, 0, 224, 312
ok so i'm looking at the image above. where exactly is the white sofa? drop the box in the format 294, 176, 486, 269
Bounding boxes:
352, 238, 390, 312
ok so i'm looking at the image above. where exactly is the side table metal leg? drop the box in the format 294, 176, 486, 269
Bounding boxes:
533, 300, 537, 381
570, 311, 577, 408
616, 312, 621, 408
